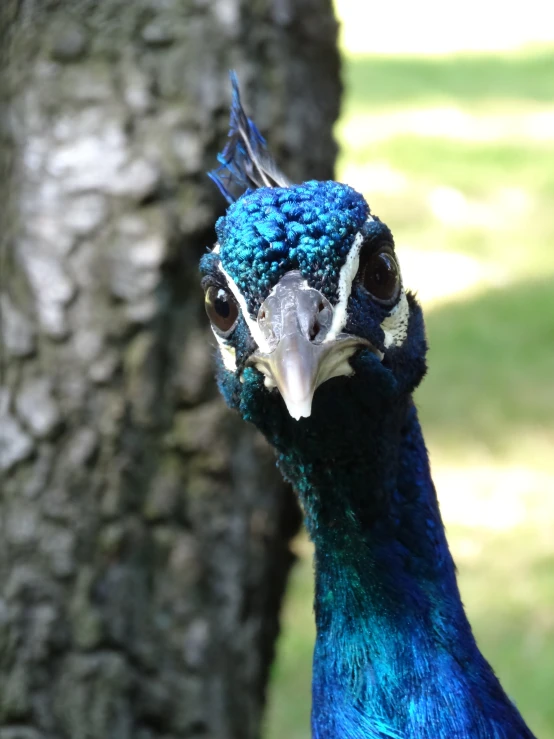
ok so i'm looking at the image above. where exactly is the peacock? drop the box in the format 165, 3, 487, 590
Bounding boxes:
200, 76, 536, 739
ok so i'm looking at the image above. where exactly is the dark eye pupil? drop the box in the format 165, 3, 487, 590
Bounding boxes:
214, 293, 231, 318
205, 286, 239, 334
361, 249, 400, 303
374, 255, 392, 285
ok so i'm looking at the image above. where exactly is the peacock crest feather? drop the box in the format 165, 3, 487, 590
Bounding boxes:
208, 72, 290, 204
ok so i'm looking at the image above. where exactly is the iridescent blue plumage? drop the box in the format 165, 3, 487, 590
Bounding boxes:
202, 80, 536, 739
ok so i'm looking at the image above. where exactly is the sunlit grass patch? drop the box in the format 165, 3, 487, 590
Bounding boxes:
337, 52, 554, 285
342, 51, 554, 111
454, 523, 554, 739
342, 136, 554, 196
338, 135, 554, 277
417, 278, 554, 461
339, 107, 554, 149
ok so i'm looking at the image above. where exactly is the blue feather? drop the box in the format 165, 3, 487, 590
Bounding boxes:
209, 72, 290, 204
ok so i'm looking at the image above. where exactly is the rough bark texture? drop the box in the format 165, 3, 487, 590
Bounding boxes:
0, 1, 340, 738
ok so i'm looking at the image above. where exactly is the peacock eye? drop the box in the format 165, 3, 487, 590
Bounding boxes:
205, 285, 239, 335
359, 247, 400, 305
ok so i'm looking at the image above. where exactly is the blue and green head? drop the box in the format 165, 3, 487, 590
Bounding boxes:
201, 76, 427, 438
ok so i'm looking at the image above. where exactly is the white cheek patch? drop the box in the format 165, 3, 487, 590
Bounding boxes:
324, 221, 372, 343
213, 331, 237, 371
381, 290, 409, 348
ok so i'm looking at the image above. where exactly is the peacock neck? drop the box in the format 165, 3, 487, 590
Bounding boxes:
277, 394, 470, 647
309, 399, 463, 636
268, 387, 534, 738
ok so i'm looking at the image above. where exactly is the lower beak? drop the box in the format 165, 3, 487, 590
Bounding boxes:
249, 332, 369, 420
244, 272, 377, 420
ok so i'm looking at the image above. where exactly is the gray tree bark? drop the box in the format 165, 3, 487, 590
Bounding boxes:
0, 1, 340, 738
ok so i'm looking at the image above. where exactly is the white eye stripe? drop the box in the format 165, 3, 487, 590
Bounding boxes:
217, 262, 272, 353
323, 227, 368, 343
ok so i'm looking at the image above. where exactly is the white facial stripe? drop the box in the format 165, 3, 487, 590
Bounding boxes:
381, 290, 409, 348
213, 331, 238, 371
212, 243, 220, 254
324, 222, 372, 343
217, 262, 272, 353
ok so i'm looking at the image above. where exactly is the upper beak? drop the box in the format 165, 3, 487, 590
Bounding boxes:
245, 271, 377, 420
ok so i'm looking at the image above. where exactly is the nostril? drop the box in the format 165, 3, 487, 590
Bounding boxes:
308, 297, 333, 342
309, 301, 329, 340
310, 316, 324, 342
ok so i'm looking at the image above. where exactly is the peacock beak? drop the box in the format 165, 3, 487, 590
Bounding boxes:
245, 271, 374, 420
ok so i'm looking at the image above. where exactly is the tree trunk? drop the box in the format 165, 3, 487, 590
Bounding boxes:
0, 2, 340, 738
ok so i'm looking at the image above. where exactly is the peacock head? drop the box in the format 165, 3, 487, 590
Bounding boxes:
201, 78, 427, 429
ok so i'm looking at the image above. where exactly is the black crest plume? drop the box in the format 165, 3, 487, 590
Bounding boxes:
209, 72, 290, 204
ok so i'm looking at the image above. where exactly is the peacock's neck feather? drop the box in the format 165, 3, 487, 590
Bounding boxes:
246, 367, 534, 738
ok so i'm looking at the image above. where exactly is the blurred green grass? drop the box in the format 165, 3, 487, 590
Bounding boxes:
343, 50, 554, 110
264, 44, 554, 739
419, 279, 554, 462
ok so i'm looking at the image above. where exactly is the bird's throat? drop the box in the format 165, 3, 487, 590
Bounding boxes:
277, 397, 462, 629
